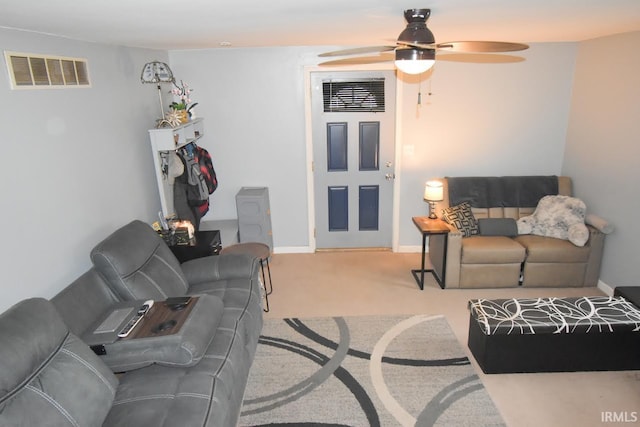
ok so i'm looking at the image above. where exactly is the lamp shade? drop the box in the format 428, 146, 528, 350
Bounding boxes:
141, 61, 174, 84
424, 180, 443, 202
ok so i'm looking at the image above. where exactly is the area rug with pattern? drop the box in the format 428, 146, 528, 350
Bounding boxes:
238, 314, 504, 426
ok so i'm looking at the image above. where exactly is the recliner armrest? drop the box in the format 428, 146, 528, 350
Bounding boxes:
181, 253, 259, 285
585, 213, 614, 234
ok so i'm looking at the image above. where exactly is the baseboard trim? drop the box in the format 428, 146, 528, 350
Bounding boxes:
397, 245, 422, 253
274, 245, 424, 254
273, 246, 315, 254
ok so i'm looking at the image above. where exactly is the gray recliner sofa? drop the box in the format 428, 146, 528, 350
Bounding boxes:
0, 220, 263, 426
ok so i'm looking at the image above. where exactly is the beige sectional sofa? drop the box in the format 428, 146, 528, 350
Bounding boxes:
428, 176, 612, 289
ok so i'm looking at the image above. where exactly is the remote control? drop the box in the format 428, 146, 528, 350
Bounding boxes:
139, 300, 154, 314
118, 300, 154, 338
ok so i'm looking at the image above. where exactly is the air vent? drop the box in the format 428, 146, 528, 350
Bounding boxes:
4, 51, 90, 89
323, 78, 385, 113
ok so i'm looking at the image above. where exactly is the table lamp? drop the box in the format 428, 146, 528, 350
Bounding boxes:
424, 180, 443, 219
141, 61, 175, 118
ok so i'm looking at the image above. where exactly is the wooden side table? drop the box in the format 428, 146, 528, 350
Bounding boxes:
411, 217, 450, 290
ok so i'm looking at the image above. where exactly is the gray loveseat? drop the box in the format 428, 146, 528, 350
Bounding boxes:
0, 220, 263, 426
428, 176, 613, 289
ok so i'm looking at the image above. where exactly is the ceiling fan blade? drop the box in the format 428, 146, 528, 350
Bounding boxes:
434, 41, 529, 53
396, 41, 437, 50
318, 46, 397, 57
319, 53, 394, 67
437, 52, 526, 64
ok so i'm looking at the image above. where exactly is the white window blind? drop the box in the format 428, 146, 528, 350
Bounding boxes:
322, 78, 385, 113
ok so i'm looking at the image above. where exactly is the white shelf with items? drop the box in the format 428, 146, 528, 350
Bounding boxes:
148, 118, 205, 218
148, 117, 204, 150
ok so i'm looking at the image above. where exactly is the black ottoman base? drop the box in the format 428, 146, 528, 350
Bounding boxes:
614, 286, 640, 306
468, 315, 640, 374
467, 296, 640, 374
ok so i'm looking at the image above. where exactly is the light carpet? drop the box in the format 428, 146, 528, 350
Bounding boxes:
239, 314, 505, 427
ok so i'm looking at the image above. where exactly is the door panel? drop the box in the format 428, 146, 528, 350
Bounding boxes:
327, 123, 348, 171
359, 185, 379, 231
312, 71, 396, 249
328, 186, 349, 231
359, 122, 380, 171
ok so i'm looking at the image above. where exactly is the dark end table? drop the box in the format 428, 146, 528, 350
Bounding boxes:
169, 230, 221, 263
411, 216, 450, 290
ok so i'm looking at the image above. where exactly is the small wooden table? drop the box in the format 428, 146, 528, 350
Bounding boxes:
411, 217, 450, 290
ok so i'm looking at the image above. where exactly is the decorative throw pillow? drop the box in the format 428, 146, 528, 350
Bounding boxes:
442, 202, 479, 237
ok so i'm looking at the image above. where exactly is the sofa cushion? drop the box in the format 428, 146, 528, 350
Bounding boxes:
0, 298, 118, 426
514, 235, 591, 263
91, 220, 189, 300
442, 202, 479, 237
104, 366, 237, 427
51, 269, 120, 337
461, 236, 526, 264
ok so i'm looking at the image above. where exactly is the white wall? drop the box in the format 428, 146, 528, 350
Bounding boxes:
0, 29, 167, 312
3, 30, 623, 313
563, 31, 640, 287
169, 44, 577, 250
397, 43, 577, 246
169, 47, 312, 250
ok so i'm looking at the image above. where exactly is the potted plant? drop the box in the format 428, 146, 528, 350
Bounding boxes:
170, 80, 198, 123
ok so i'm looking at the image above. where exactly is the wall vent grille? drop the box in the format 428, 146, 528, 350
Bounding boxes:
4, 51, 91, 89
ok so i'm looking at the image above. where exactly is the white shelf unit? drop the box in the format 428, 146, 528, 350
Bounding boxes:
148, 118, 204, 218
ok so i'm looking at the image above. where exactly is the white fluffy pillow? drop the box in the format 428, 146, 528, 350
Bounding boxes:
568, 223, 589, 246
517, 195, 588, 246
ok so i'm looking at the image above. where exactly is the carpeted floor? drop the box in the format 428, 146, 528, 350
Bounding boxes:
239, 315, 505, 427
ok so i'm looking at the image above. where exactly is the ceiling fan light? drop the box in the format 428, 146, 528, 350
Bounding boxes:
395, 49, 435, 74
395, 59, 435, 74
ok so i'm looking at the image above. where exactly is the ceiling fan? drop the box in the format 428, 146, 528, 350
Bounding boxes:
318, 8, 529, 74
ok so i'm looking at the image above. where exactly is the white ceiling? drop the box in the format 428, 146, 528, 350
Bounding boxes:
1, 0, 640, 51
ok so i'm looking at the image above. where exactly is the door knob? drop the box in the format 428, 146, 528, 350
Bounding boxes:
385, 173, 395, 181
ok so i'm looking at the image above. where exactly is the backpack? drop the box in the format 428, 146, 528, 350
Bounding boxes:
195, 145, 218, 194
176, 148, 209, 207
